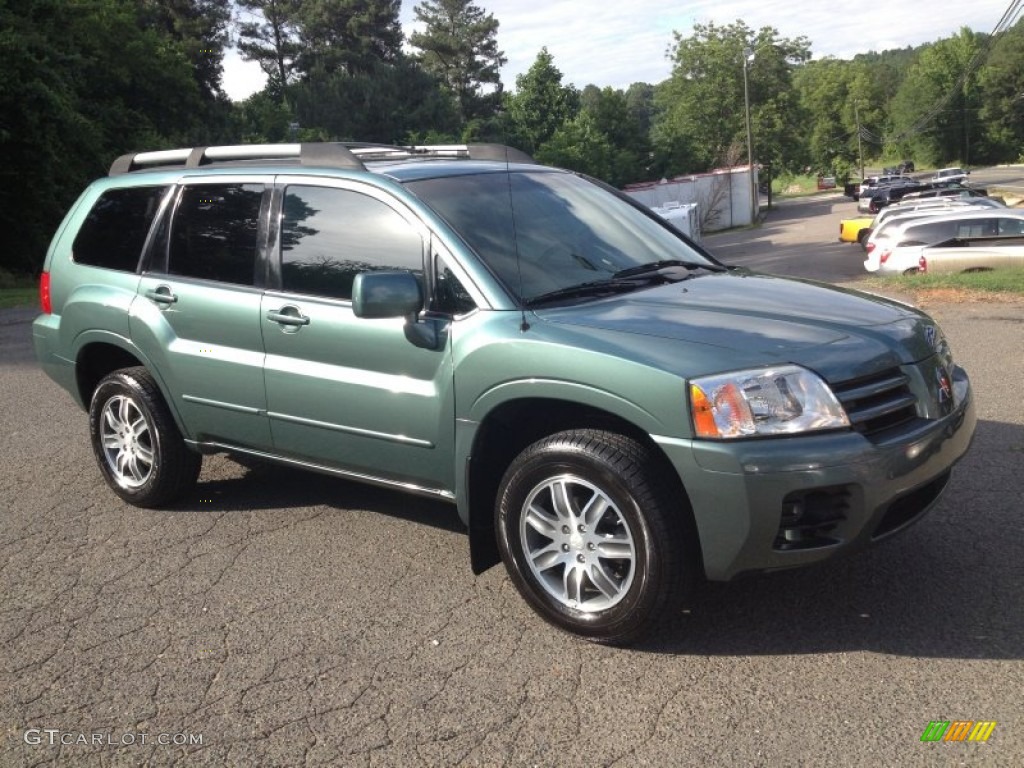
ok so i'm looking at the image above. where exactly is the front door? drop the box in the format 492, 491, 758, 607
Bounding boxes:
261, 180, 455, 492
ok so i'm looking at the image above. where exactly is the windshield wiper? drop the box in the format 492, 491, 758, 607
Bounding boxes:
523, 278, 645, 307
524, 260, 718, 307
612, 259, 719, 279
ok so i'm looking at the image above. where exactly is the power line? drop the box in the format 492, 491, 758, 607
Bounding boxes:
887, 0, 1023, 143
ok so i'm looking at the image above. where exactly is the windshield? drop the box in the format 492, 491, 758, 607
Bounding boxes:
405, 170, 717, 303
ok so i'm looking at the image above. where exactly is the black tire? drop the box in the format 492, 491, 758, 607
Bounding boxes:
88, 366, 201, 507
495, 429, 696, 645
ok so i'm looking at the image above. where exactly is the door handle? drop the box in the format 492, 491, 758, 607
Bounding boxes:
145, 286, 178, 305
267, 307, 310, 327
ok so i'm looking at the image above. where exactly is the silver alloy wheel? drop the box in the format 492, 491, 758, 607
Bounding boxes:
519, 474, 637, 612
99, 395, 155, 489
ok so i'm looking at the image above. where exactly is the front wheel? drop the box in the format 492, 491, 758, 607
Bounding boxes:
495, 430, 696, 645
89, 367, 201, 507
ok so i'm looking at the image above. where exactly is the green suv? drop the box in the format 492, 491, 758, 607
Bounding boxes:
34, 143, 976, 644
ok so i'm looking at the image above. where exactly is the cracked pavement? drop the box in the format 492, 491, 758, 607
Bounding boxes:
2, 199, 1023, 765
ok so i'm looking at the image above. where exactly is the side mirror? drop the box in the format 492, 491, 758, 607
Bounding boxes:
352, 271, 423, 319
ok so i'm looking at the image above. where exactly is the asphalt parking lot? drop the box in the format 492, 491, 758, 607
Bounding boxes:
2, 197, 1022, 766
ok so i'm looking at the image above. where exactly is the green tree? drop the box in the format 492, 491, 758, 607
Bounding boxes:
409, 0, 506, 121
290, 56, 459, 143
295, 0, 403, 76
536, 112, 614, 180
654, 21, 810, 175
888, 29, 985, 166
0, 0, 220, 274
571, 86, 650, 185
237, 0, 302, 93
505, 48, 579, 154
977, 19, 1024, 162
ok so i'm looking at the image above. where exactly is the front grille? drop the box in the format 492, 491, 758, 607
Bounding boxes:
832, 368, 918, 437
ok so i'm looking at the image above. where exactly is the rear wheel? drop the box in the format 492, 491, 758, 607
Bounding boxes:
89, 367, 201, 507
495, 429, 696, 645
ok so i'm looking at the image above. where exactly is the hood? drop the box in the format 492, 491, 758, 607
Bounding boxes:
533, 272, 939, 382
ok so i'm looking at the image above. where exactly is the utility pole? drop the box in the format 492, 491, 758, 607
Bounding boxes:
742, 48, 756, 224
854, 102, 864, 180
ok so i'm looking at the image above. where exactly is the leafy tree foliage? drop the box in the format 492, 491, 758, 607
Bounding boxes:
654, 21, 810, 176
976, 20, 1024, 163
505, 48, 580, 154
409, 0, 506, 120
237, 0, 302, 91
888, 28, 984, 166
294, 0, 403, 76
0, 0, 230, 274
291, 57, 459, 143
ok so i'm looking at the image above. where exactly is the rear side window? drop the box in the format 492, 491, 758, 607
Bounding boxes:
956, 219, 996, 238
73, 186, 167, 271
279, 185, 423, 301
167, 184, 264, 285
998, 218, 1024, 236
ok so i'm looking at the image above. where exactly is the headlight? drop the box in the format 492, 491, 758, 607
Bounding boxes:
689, 365, 850, 439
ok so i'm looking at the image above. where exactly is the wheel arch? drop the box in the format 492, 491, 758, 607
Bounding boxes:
464, 395, 699, 576
74, 336, 188, 437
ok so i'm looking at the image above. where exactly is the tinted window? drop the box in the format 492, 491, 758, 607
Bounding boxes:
280, 186, 423, 301
167, 184, 264, 285
901, 221, 954, 245
73, 186, 167, 271
432, 254, 476, 315
999, 218, 1024, 236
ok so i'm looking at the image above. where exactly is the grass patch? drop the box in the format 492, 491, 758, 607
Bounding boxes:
0, 288, 38, 309
772, 174, 824, 197
864, 269, 1024, 303
0, 268, 37, 308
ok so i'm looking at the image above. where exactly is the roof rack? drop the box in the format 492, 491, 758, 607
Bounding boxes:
108, 142, 535, 176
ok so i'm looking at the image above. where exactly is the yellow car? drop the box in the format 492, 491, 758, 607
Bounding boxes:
839, 215, 873, 244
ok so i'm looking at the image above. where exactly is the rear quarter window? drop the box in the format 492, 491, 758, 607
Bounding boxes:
72, 186, 168, 271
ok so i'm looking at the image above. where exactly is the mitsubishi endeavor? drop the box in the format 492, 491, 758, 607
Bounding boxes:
34, 143, 976, 644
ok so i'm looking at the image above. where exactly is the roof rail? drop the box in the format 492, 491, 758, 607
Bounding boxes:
108, 142, 535, 176
109, 143, 365, 176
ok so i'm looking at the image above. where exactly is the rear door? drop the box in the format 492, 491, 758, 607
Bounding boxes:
260, 178, 461, 493
132, 178, 273, 450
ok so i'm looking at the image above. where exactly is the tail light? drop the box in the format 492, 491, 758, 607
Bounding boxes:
918, 255, 927, 273
865, 242, 875, 254
39, 271, 51, 314
879, 249, 892, 264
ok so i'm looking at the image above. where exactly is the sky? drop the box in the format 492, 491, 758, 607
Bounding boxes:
222, 0, 1019, 101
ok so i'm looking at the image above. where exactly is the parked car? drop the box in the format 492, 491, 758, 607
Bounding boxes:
931, 167, 970, 184
919, 226, 1024, 273
851, 198, 1000, 250
858, 178, 921, 213
899, 185, 990, 203
864, 206, 1002, 262
865, 209, 1024, 274
839, 215, 874, 244
34, 141, 977, 644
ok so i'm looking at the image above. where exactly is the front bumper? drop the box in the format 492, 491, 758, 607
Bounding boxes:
656, 366, 976, 581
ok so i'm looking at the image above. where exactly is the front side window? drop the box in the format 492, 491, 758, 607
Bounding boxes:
73, 186, 168, 271
167, 184, 264, 285
279, 186, 423, 301
406, 170, 715, 303
432, 253, 476, 316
